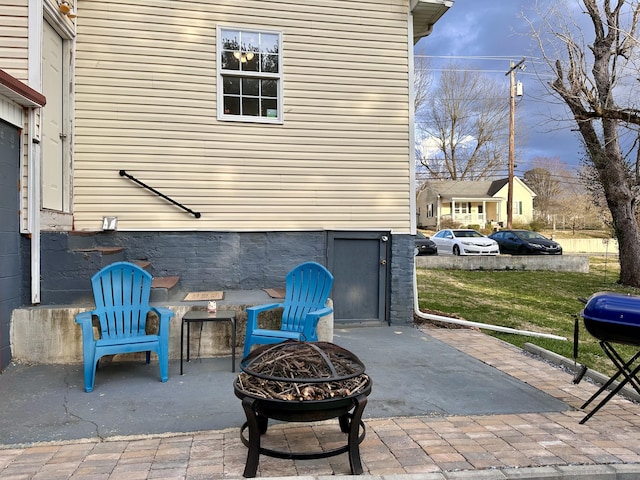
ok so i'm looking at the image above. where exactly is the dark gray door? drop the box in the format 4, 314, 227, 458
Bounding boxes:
327, 231, 390, 324
0, 119, 21, 370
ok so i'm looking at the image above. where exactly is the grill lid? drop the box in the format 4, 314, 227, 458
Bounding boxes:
582, 291, 640, 327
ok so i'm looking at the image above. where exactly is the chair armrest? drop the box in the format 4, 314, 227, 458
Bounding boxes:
246, 303, 283, 332
150, 307, 175, 323
150, 307, 175, 338
75, 311, 97, 341
302, 306, 333, 341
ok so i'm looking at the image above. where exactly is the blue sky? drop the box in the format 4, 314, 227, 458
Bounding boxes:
415, 0, 583, 175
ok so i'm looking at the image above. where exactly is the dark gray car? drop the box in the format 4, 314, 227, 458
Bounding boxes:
489, 229, 562, 255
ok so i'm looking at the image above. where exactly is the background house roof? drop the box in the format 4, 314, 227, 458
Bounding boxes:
425, 179, 506, 200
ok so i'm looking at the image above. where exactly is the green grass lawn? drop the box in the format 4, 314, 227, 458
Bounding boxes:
415, 255, 637, 376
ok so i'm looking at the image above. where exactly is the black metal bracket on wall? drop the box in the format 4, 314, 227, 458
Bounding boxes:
119, 170, 201, 218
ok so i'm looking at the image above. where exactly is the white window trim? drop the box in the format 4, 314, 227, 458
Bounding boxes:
216, 25, 284, 124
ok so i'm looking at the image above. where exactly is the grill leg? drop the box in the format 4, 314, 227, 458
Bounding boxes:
580, 342, 640, 424
604, 343, 640, 395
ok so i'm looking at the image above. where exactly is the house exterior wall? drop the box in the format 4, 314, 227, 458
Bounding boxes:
1, 0, 29, 81
72, 0, 413, 233
494, 179, 535, 225
2, 0, 30, 231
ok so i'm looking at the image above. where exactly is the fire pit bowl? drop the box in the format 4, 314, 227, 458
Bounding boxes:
234, 340, 372, 477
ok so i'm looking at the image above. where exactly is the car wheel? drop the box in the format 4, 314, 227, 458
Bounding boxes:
453, 245, 461, 256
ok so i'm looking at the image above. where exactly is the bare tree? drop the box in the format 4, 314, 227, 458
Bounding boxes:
528, 0, 640, 287
523, 158, 565, 218
415, 62, 510, 181
414, 55, 433, 118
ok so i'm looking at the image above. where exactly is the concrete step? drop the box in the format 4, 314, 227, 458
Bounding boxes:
150, 276, 180, 303
72, 247, 126, 267
133, 260, 151, 271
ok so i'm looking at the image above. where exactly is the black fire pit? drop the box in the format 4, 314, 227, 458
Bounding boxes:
578, 291, 640, 423
233, 340, 372, 478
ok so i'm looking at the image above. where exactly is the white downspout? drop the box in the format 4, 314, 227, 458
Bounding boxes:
28, 0, 43, 304
408, 8, 417, 235
413, 262, 567, 341
28, 113, 41, 304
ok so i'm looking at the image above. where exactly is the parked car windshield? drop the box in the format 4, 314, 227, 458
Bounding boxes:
515, 231, 547, 240
453, 230, 484, 238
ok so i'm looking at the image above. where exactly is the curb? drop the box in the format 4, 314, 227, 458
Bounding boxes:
270, 463, 640, 479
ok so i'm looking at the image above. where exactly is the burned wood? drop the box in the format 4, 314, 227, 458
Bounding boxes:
237, 341, 369, 401
236, 371, 370, 401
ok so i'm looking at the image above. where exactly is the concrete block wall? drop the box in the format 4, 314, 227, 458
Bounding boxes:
415, 254, 590, 272
11, 301, 334, 365
390, 234, 415, 324
34, 231, 328, 305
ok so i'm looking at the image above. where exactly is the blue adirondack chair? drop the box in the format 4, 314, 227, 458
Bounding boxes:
243, 261, 334, 358
75, 261, 175, 392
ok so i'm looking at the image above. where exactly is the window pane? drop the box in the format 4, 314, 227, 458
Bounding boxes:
242, 78, 259, 96
242, 31, 259, 51
221, 51, 239, 70
261, 79, 277, 97
262, 99, 277, 118
221, 30, 239, 50
242, 52, 259, 72
261, 33, 279, 54
242, 97, 259, 116
262, 54, 279, 73
224, 96, 240, 115
221, 29, 241, 70
224, 76, 240, 94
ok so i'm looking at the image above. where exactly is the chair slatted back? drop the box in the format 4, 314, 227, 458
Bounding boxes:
281, 262, 333, 333
91, 262, 153, 340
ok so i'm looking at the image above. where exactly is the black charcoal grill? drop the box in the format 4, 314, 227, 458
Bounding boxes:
233, 340, 372, 478
577, 291, 640, 423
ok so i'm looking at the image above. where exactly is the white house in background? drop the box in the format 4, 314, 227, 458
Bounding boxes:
416, 177, 536, 229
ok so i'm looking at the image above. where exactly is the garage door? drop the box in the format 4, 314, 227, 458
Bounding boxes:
0, 119, 21, 370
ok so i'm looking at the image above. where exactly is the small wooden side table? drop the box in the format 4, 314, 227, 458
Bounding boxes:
180, 309, 237, 374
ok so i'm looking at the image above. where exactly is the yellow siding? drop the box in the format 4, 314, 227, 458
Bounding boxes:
0, 0, 30, 230
73, 0, 412, 231
0, 1, 29, 80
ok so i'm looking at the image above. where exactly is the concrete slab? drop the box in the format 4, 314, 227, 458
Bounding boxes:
0, 326, 568, 446
332, 326, 568, 417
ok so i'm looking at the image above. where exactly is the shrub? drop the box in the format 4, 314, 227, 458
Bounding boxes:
529, 218, 548, 232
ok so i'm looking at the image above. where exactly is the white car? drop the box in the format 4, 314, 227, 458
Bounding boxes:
431, 229, 500, 256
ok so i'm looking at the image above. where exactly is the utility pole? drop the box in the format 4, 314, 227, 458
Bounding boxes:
505, 58, 525, 229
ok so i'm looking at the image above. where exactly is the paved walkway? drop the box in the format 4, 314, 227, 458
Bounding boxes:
3, 326, 640, 479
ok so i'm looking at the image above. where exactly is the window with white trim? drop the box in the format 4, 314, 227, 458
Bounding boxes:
217, 27, 282, 123
514, 201, 523, 215
454, 202, 471, 215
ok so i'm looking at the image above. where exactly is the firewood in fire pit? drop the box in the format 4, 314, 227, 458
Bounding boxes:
236, 372, 370, 401
236, 341, 370, 401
